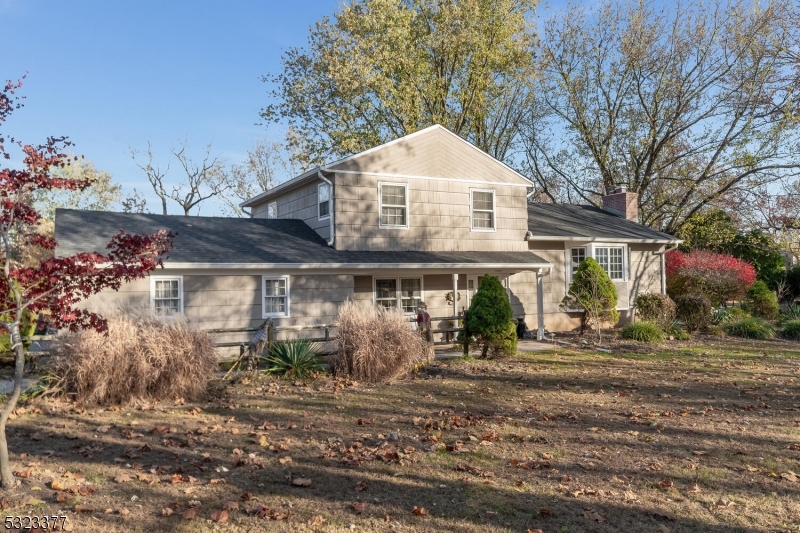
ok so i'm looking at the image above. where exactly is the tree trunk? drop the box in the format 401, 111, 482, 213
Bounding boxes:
0, 321, 24, 489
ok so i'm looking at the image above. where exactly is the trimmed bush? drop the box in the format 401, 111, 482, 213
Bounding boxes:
674, 294, 712, 332
561, 258, 618, 342
743, 281, 779, 320
265, 339, 323, 379
333, 300, 428, 382
782, 319, 800, 339
635, 294, 676, 327
722, 317, 776, 339
621, 321, 664, 342
50, 310, 218, 405
666, 249, 756, 305
466, 275, 517, 358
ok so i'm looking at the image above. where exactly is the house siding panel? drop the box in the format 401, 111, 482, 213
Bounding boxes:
249, 179, 332, 241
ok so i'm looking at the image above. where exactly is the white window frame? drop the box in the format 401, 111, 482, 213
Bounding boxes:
470, 188, 496, 232
318, 183, 331, 221
262, 275, 290, 318
372, 276, 424, 313
567, 244, 628, 282
267, 202, 277, 219
150, 275, 183, 315
378, 182, 409, 229
569, 246, 587, 281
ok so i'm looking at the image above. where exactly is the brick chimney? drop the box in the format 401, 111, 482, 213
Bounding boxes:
602, 186, 639, 222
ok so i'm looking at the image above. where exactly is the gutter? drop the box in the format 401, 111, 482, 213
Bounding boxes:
159, 262, 554, 270
317, 168, 335, 247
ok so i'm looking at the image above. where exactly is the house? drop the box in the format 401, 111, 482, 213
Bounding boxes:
54, 125, 680, 348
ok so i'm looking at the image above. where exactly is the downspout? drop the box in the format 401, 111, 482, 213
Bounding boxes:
317, 169, 335, 247
536, 266, 552, 341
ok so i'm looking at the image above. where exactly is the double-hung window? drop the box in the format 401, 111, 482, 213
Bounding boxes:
568, 245, 626, 281
379, 183, 408, 228
374, 277, 422, 313
263, 276, 290, 317
471, 189, 495, 231
151, 276, 183, 314
318, 183, 330, 220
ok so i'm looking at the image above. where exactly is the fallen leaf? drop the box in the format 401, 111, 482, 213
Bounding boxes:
182, 508, 196, 520
780, 471, 797, 483
687, 484, 702, 494
50, 479, 65, 491
223, 501, 240, 511
292, 477, 312, 487
351, 502, 366, 514
658, 478, 674, 489
539, 508, 552, 517
211, 509, 229, 523
583, 509, 606, 522
74, 504, 95, 513
355, 481, 368, 492
308, 515, 326, 527
412, 506, 429, 516
118, 508, 131, 516
161, 508, 174, 516
55, 492, 69, 503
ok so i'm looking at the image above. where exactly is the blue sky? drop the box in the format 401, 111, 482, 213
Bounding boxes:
1, 0, 341, 214
1, 0, 560, 215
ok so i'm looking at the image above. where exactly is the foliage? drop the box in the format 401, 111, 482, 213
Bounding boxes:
784, 265, 800, 301
524, 0, 800, 234
722, 317, 776, 340
780, 303, 800, 323
711, 306, 750, 325
782, 319, 800, 339
333, 300, 428, 382
663, 320, 691, 341
621, 321, 664, 343
466, 275, 517, 358
561, 258, 618, 342
262, 0, 537, 165
676, 210, 738, 253
742, 281, 779, 320
0, 310, 34, 352
265, 339, 323, 379
0, 76, 174, 489
729, 230, 786, 289
674, 294, 712, 333
49, 310, 218, 405
666, 249, 756, 305
635, 293, 675, 328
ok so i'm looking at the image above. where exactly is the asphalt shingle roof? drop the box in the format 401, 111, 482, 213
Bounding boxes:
527, 203, 679, 242
54, 209, 550, 266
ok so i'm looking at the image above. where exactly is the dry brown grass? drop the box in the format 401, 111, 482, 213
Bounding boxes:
49, 309, 218, 405
332, 300, 429, 382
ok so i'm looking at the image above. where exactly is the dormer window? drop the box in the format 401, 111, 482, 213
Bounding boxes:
470, 189, 495, 231
379, 182, 408, 228
318, 183, 330, 220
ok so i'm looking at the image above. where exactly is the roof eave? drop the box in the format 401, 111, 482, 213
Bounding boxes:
527, 235, 682, 244
240, 166, 324, 208
159, 261, 553, 270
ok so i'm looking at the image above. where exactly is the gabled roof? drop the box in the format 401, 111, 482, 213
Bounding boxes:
55, 209, 551, 269
241, 125, 532, 208
527, 203, 680, 243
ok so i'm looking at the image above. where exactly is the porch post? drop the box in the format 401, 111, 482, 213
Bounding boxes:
452, 273, 459, 320
536, 268, 545, 341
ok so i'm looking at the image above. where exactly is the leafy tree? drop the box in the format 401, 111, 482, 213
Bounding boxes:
676, 210, 738, 253
729, 230, 786, 289
465, 275, 517, 358
666, 249, 756, 305
524, 0, 800, 233
18, 157, 121, 266
262, 0, 538, 164
561, 258, 618, 342
0, 77, 174, 488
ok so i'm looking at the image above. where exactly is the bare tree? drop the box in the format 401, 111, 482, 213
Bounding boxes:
524, 0, 800, 234
121, 188, 147, 214
219, 136, 299, 217
130, 141, 229, 216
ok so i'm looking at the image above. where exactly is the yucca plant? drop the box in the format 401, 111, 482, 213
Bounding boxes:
722, 317, 776, 340
779, 304, 800, 324
264, 339, 323, 379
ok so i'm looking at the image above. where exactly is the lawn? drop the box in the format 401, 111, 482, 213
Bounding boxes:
2, 336, 800, 532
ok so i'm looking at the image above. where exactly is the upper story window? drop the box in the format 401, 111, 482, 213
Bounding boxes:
263, 276, 290, 317
379, 182, 408, 228
267, 202, 277, 219
151, 276, 183, 314
569, 245, 626, 281
318, 183, 330, 220
471, 189, 495, 231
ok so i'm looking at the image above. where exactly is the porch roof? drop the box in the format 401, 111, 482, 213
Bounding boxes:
55, 209, 551, 270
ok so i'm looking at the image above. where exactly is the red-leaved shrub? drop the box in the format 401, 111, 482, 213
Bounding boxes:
666, 249, 756, 305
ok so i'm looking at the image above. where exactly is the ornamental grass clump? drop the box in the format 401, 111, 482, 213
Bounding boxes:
722, 317, 776, 339
50, 309, 218, 405
333, 300, 428, 382
782, 319, 800, 339
265, 339, 323, 379
621, 321, 664, 342
466, 275, 517, 358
